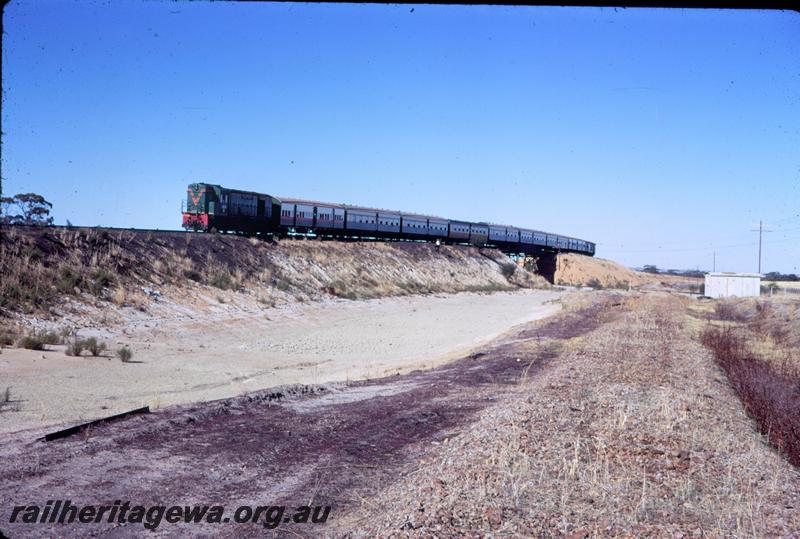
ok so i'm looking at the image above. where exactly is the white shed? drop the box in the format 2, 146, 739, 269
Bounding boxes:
704, 272, 761, 298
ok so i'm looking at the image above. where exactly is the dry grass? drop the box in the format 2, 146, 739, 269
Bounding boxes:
65, 338, 85, 357
0, 324, 22, 347
764, 280, 800, 290
117, 346, 133, 362
696, 297, 800, 467
112, 285, 127, 307
334, 293, 800, 537
16, 330, 63, 350
704, 297, 800, 378
701, 325, 800, 467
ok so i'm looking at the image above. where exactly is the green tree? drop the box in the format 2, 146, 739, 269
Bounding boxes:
1, 193, 54, 226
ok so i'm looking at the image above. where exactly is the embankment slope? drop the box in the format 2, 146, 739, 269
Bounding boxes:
0, 226, 547, 326
555, 252, 702, 291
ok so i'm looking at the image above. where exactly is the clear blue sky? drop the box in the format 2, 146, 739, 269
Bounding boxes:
3, 2, 799, 273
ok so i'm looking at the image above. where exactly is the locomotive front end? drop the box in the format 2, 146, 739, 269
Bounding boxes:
182, 183, 213, 231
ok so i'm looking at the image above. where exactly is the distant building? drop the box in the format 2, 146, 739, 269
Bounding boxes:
704, 272, 761, 298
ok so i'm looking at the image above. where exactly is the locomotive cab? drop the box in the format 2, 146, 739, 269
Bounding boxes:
182, 183, 220, 231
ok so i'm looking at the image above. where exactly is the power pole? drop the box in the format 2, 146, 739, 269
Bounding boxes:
750, 221, 772, 274
758, 220, 762, 274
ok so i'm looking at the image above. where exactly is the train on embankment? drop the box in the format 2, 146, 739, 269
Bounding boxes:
181, 182, 595, 256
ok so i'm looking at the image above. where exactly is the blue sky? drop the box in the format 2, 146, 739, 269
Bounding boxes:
3, 2, 799, 273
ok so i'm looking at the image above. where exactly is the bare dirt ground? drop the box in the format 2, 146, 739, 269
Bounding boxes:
3, 291, 797, 538
0, 289, 560, 435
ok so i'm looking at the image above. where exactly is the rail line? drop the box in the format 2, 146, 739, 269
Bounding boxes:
4, 225, 561, 272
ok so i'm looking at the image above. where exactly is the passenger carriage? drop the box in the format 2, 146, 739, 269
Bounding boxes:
182, 182, 595, 256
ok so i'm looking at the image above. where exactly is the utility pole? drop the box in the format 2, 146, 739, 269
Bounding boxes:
750, 220, 772, 274
758, 220, 762, 274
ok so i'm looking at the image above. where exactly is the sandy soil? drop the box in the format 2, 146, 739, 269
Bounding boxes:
0, 289, 560, 435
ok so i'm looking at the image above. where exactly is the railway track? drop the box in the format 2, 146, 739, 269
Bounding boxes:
4, 224, 497, 247
2, 225, 557, 271
29, 224, 196, 235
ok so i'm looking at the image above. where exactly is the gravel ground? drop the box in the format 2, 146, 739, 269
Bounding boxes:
0, 289, 560, 435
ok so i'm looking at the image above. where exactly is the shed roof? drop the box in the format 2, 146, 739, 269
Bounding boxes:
705, 272, 763, 278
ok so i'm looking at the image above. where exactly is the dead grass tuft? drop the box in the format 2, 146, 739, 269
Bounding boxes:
65, 338, 85, 357
713, 301, 748, 322
117, 346, 133, 363
0, 328, 17, 347
18, 335, 45, 350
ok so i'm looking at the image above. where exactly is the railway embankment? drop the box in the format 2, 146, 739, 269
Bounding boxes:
554, 252, 703, 292
0, 225, 546, 326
